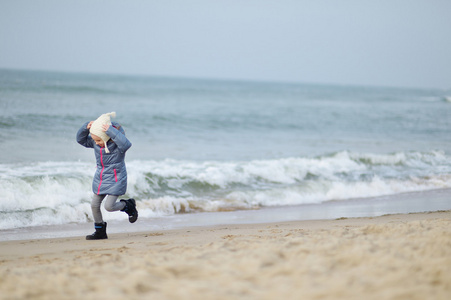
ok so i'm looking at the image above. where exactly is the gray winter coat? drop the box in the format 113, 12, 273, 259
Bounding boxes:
76, 121, 132, 196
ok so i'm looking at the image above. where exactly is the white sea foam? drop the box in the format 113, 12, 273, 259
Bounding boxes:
1, 151, 450, 229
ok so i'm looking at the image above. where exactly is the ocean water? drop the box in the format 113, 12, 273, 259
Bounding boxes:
1, 69, 451, 230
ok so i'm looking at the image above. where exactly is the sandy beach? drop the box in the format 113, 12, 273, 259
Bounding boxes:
0, 210, 450, 300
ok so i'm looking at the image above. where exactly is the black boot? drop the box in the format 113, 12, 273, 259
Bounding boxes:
86, 222, 108, 240
120, 199, 138, 223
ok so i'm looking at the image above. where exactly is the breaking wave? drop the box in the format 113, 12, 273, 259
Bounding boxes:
1, 150, 450, 229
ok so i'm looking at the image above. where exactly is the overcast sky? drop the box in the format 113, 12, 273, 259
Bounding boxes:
1, 0, 450, 89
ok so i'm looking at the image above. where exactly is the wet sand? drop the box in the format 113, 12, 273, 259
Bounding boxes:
0, 210, 450, 300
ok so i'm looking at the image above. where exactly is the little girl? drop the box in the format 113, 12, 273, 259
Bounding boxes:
76, 112, 138, 240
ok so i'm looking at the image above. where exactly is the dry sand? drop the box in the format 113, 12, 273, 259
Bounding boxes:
0, 211, 450, 300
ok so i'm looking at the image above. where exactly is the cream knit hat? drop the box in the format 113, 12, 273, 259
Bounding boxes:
90, 112, 116, 153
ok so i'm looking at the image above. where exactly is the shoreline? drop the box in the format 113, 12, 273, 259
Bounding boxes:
0, 210, 450, 299
2, 188, 451, 242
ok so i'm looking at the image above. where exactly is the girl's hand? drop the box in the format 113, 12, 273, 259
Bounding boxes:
87, 121, 94, 129
102, 124, 110, 131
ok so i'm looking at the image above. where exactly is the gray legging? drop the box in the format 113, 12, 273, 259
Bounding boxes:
91, 194, 126, 223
